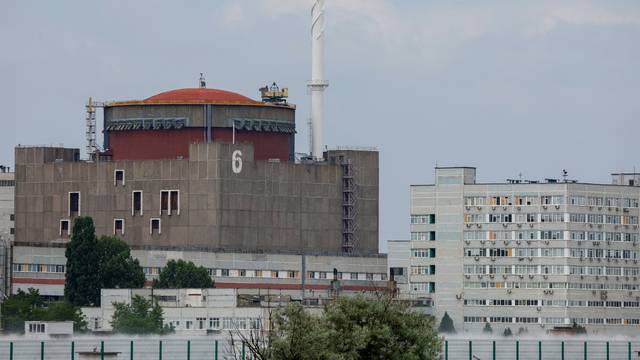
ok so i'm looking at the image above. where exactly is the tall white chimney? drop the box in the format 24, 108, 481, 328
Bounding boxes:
308, 0, 328, 160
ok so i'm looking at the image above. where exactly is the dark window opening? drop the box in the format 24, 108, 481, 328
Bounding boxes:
151, 219, 161, 234
10, 214, 14, 221
170, 191, 179, 213
115, 170, 125, 186
60, 220, 69, 236
133, 191, 142, 215
10, 228, 15, 235
69, 192, 80, 216
114, 219, 124, 235
161, 192, 169, 214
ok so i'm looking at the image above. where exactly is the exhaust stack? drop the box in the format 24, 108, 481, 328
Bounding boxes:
308, 0, 329, 160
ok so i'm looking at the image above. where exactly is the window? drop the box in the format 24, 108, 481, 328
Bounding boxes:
9, 214, 14, 221
150, 218, 161, 234
60, 220, 70, 236
10, 228, 14, 235
209, 317, 220, 329
114, 219, 124, 235
132, 191, 143, 216
160, 190, 180, 215
69, 192, 80, 217
114, 169, 125, 186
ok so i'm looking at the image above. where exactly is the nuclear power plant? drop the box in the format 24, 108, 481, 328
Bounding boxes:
9, 0, 388, 304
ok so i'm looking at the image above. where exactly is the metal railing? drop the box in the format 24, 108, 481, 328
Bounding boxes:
443, 339, 639, 360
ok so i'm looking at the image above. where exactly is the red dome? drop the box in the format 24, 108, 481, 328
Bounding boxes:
143, 88, 259, 104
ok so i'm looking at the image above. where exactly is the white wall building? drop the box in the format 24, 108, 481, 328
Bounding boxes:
0, 167, 14, 297
400, 167, 640, 335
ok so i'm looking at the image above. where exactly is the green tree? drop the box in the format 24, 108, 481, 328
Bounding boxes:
483, 322, 493, 334
65, 218, 145, 306
503, 327, 513, 337
324, 296, 441, 360
152, 259, 213, 288
237, 296, 441, 360
571, 321, 587, 335
1, 288, 45, 332
98, 236, 145, 289
111, 295, 171, 334
438, 312, 456, 334
1, 288, 87, 333
65, 217, 101, 306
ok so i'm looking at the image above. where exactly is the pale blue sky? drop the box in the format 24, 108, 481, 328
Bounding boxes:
2, 1, 639, 251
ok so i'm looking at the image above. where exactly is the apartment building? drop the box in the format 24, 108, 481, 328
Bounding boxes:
0, 166, 14, 297
404, 167, 640, 335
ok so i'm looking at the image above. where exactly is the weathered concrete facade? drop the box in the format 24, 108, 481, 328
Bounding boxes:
14, 143, 378, 255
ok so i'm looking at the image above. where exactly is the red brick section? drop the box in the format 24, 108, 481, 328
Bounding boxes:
214, 129, 292, 161
108, 128, 204, 160
13, 278, 65, 285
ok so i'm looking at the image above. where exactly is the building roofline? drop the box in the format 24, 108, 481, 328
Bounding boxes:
411, 182, 639, 188
435, 166, 476, 170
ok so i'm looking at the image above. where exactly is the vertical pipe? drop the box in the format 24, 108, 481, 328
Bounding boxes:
215, 340, 218, 360
159, 340, 163, 360
71, 341, 75, 360
492, 341, 496, 360
187, 340, 191, 360
561, 341, 564, 360
606, 341, 609, 360
538, 341, 542, 360
9, 342, 13, 360
629, 342, 632, 360
101, 340, 104, 360
583, 341, 587, 360
130, 340, 134, 360
468, 340, 472, 360
516, 340, 519, 360
445, 340, 448, 360
41, 341, 44, 360
242, 341, 246, 360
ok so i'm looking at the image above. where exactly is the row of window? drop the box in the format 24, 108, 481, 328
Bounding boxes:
464, 316, 640, 325
410, 214, 436, 224
464, 230, 639, 242
463, 281, 639, 290
13, 263, 65, 273
411, 282, 436, 293
464, 195, 640, 208
410, 231, 436, 241
464, 299, 640, 308
143, 267, 388, 281
463, 264, 640, 276
465, 213, 639, 225
164, 317, 262, 331
464, 247, 639, 259
60, 218, 162, 236
65, 190, 180, 218
411, 265, 436, 275
412, 248, 437, 258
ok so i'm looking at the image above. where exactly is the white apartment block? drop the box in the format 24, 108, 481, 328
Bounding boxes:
0, 167, 14, 298
404, 167, 640, 335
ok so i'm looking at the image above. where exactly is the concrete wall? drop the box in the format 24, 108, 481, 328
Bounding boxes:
14, 144, 379, 256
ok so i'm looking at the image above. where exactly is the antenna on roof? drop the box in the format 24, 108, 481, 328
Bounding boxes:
199, 73, 206, 88
562, 169, 568, 182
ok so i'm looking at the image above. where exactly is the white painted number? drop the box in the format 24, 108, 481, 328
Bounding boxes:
232, 150, 243, 174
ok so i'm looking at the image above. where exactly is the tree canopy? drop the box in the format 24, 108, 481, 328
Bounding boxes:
152, 259, 213, 288
1, 288, 86, 333
236, 296, 441, 360
110, 295, 172, 334
437, 312, 456, 334
65, 217, 145, 306
483, 322, 493, 334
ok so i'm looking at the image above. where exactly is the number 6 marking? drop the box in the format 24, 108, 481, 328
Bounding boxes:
232, 150, 243, 174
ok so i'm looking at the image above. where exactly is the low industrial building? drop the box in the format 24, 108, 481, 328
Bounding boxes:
394, 166, 640, 335
0, 166, 14, 298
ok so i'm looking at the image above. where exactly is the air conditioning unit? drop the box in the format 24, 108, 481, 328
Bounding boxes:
491, 257, 496, 262
504, 240, 509, 245
516, 240, 521, 245
507, 289, 512, 294
517, 206, 521, 211
477, 224, 482, 228
503, 206, 508, 210
502, 274, 508, 279
466, 224, 472, 228
527, 240, 532, 245
489, 274, 495, 279
464, 240, 471, 245
536, 306, 542, 312
466, 206, 471, 210
542, 205, 548, 210
474, 256, 480, 261
544, 240, 550, 245
502, 223, 508, 228
477, 206, 482, 210
555, 205, 560, 209
549, 290, 554, 294
517, 223, 522, 228
527, 257, 533, 262
519, 274, 524, 279
492, 206, 497, 211
543, 275, 548, 280
529, 223, 534, 228
528, 274, 534, 279
477, 274, 483, 279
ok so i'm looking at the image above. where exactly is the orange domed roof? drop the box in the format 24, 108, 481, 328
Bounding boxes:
143, 88, 259, 105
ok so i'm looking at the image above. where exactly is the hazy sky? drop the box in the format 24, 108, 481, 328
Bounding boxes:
2, 1, 639, 251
